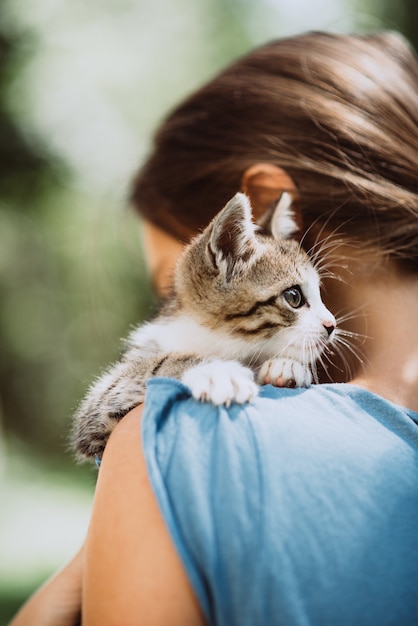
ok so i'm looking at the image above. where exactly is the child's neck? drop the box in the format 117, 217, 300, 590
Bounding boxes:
350, 273, 418, 412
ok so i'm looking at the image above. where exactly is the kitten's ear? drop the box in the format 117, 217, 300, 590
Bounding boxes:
207, 192, 258, 281
270, 192, 301, 240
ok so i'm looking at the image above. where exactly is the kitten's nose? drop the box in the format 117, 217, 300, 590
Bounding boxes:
323, 321, 335, 337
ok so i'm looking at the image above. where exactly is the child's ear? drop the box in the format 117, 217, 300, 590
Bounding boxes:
241, 162, 300, 216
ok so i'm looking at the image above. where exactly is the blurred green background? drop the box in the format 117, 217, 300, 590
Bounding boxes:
0, 0, 416, 622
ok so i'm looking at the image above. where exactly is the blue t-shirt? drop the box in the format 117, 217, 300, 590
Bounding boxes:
142, 379, 418, 626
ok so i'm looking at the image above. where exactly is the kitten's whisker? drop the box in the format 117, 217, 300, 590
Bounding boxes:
317, 347, 334, 380
321, 345, 344, 374
333, 306, 370, 338
334, 334, 366, 362
329, 342, 355, 380
314, 257, 352, 274
315, 260, 352, 286
306, 237, 350, 270
307, 236, 349, 260
301, 214, 363, 288
299, 202, 352, 256
309, 340, 321, 384
336, 328, 369, 344
334, 303, 368, 321
304, 209, 359, 262
333, 333, 368, 377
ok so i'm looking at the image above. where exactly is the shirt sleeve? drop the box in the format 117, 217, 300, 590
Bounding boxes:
141, 377, 264, 625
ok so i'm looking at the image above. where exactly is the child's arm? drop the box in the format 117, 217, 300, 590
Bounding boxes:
10, 545, 84, 626
82, 406, 206, 626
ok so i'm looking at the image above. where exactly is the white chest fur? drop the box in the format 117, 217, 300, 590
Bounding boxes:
129, 314, 256, 362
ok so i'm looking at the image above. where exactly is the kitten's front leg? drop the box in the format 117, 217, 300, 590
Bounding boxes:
182, 360, 259, 406
73, 353, 204, 462
72, 358, 151, 461
258, 358, 312, 388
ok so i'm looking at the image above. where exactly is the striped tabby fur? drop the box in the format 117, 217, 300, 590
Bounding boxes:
72, 192, 335, 460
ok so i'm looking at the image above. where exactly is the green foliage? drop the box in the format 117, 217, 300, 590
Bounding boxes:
0, 18, 64, 204
0, 584, 40, 626
379, 0, 418, 51
0, 0, 158, 459
0, 191, 155, 458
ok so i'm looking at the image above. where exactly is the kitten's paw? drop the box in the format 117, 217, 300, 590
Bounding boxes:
258, 358, 311, 388
182, 360, 258, 406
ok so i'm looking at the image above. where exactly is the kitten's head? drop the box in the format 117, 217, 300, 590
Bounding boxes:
175, 192, 336, 368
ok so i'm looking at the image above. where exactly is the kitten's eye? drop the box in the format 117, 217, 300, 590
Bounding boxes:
283, 286, 305, 309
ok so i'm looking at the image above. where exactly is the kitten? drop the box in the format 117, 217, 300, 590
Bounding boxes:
72, 192, 336, 461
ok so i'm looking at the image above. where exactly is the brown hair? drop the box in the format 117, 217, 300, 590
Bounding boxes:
132, 31, 418, 270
